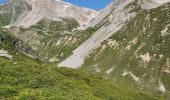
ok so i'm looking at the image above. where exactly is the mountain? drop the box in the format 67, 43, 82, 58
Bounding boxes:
1, 0, 97, 28
0, 0, 98, 62
59, 0, 170, 68
81, 0, 170, 94
0, 28, 157, 99
0, 0, 170, 99
59, 0, 170, 96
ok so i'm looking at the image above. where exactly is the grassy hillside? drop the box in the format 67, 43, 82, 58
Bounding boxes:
0, 29, 158, 100
9, 19, 97, 63
81, 2, 170, 97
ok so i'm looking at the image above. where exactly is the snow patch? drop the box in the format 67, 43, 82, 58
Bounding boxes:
49, 55, 59, 62
140, 53, 151, 62
125, 44, 132, 50
129, 72, 140, 82
108, 39, 116, 48
122, 70, 140, 82
3, 25, 10, 29
161, 25, 169, 36
122, 71, 128, 76
158, 81, 166, 93
159, 55, 164, 59
0, 49, 13, 59
140, 52, 151, 68
94, 65, 100, 73
106, 67, 114, 74
100, 44, 107, 52
56, 40, 61, 46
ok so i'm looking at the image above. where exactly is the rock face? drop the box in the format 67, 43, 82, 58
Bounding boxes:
0, 31, 39, 59
13, 40, 39, 59
5, 0, 97, 28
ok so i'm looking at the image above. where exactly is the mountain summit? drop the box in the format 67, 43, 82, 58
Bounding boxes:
4, 0, 98, 28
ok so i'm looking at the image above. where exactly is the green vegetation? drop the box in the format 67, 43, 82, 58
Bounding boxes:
82, 3, 170, 97
0, 31, 158, 100
31, 18, 79, 35
0, 13, 12, 27
12, 20, 98, 63
0, 57, 158, 100
0, 1, 170, 99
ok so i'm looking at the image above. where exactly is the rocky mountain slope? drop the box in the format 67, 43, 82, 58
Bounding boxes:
2, 0, 97, 28
59, 0, 170, 97
59, 0, 170, 68
82, 1, 170, 95
0, 0, 170, 99
0, 28, 158, 99
0, 0, 98, 62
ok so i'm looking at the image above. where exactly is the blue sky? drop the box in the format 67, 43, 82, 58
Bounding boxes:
0, 0, 7, 3
64, 0, 112, 10
0, 0, 112, 11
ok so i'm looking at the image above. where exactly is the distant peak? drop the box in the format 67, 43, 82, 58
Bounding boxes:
5, 0, 98, 28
